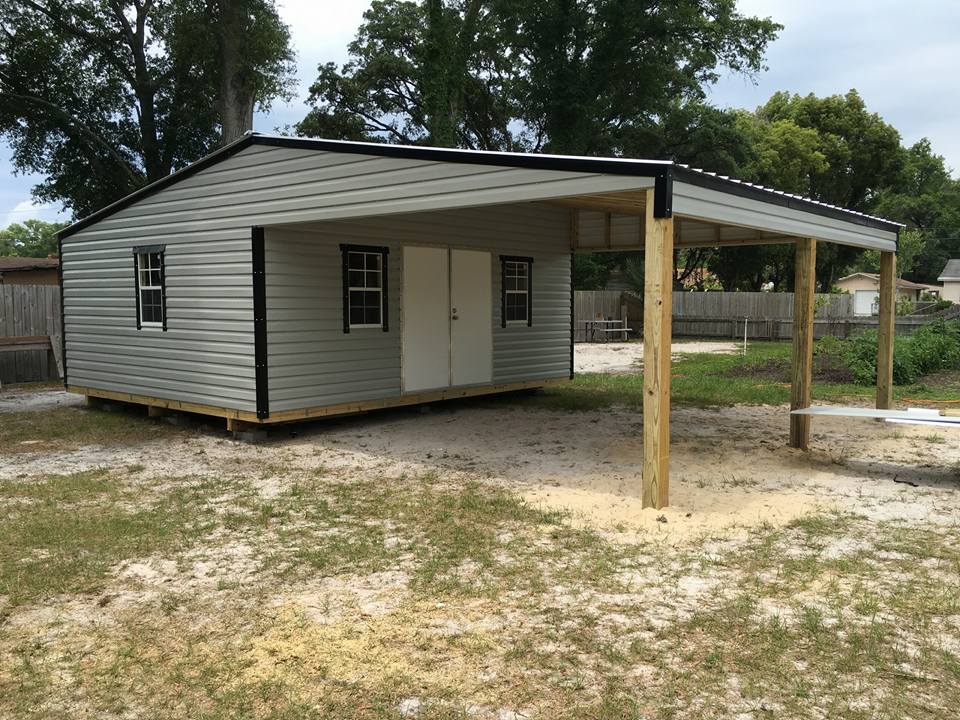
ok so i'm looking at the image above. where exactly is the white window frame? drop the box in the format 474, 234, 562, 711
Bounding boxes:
503, 259, 531, 326
347, 250, 385, 330
136, 250, 165, 329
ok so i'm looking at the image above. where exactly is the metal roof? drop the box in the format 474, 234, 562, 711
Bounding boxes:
58, 132, 904, 239
938, 259, 960, 281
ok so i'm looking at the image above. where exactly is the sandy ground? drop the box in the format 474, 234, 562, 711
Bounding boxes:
3, 387, 960, 718
575, 340, 738, 374
4, 389, 958, 542
0, 387, 83, 412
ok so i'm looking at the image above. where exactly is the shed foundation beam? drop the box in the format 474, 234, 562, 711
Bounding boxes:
789, 238, 816, 449
642, 188, 674, 509
876, 251, 896, 409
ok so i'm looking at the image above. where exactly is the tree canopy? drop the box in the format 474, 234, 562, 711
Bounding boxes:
0, 219, 66, 257
0, 0, 296, 217
298, 0, 782, 155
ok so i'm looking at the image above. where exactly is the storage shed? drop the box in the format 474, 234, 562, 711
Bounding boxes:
58, 133, 902, 508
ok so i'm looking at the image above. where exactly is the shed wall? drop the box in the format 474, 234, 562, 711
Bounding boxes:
264, 203, 571, 413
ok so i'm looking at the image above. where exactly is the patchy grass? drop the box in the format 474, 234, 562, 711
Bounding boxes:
0, 469, 219, 605
0, 405, 185, 454
524, 342, 960, 411
3, 455, 960, 719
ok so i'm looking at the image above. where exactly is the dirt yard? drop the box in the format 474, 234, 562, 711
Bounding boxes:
574, 339, 738, 374
1, 385, 959, 719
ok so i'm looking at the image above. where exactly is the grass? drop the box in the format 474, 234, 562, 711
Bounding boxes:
0, 469, 219, 606
2, 358, 960, 717
2, 463, 959, 718
518, 341, 960, 411
0, 404, 185, 454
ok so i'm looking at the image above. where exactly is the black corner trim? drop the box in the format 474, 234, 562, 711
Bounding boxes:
58, 237, 67, 387
499, 255, 534, 328
133, 253, 141, 330
653, 169, 673, 219
252, 226, 269, 420
339, 244, 389, 333
131, 244, 166, 254
569, 251, 575, 380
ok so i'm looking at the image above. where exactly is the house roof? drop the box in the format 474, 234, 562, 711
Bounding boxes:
58, 133, 904, 240
0, 256, 59, 272
938, 259, 960, 281
838, 272, 939, 291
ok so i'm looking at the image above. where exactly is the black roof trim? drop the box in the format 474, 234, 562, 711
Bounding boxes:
673, 165, 902, 233
58, 132, 901, 239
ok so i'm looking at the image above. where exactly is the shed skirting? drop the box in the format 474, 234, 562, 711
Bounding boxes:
67, 377, 568, 426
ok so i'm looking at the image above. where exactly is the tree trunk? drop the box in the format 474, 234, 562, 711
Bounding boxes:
214, 0, 256, 145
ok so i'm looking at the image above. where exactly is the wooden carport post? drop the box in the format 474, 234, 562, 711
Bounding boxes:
876, 251, 896, 409
789, 238, 816, 449
642, 188, 674, 509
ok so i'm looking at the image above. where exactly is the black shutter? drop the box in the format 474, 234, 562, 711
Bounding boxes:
159, 252, 167, 331
133, 253, 141, 330
500, 258, 507, 328
381, 251, 389, 332
340, 246, 350, 334
526, 260, 533, 327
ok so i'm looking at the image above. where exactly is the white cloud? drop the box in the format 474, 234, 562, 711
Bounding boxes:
2, 199, 68, 229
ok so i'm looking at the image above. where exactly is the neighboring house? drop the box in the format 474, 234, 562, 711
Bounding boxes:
57, 133, 900, 432
938, 260, 960, 303
835, 272, 941, 316
0, 256, 59, 285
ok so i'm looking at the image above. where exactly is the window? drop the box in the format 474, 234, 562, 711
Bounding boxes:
500, 256, 533, 327
341, 244, 389, 332
133, 246, 166, 329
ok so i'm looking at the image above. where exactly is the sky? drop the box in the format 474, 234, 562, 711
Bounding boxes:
3, 0, 958, 227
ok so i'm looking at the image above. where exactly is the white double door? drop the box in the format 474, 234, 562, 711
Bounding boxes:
402, 246, 492, 392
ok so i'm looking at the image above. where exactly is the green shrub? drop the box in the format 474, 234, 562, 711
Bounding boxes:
816, 319, 960, 386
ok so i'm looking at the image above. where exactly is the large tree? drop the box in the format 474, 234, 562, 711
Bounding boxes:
0, 219, 66, 257
0, 0, 295, 217
709, 91, 908, 290
299, 0, 781, 154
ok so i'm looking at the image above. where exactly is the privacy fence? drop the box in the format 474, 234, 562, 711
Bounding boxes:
0, 284, 63, 385
575, 290, 942, 342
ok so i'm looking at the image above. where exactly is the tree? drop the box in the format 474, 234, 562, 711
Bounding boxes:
299, 0, 781, 153
855, 228, 925, 280
0, 0, 295, 217
709, 90, 908, 290
0, 219, 67, 257
871, 140, 960, 283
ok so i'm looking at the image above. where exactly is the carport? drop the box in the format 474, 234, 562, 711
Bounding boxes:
548, 164, 900, 509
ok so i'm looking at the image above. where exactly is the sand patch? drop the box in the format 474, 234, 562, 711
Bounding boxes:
574, 340, 738, 374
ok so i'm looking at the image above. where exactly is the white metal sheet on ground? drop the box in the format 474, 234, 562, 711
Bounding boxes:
791, 405, 960, 425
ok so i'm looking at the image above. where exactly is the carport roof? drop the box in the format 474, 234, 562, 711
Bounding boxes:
58, 132, 904, 241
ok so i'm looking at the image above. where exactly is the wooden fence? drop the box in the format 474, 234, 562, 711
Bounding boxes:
574, 290, 941, 341
0, 284, 62, 384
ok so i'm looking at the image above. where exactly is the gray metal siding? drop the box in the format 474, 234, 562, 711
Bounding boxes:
265, 203, 571, 413
62, 144, 587, 413
61, 233, 256, 411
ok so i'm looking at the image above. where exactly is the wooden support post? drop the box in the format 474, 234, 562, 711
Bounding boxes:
642, 188, 674, 509
876, 251, 896, 410
789, 238, 817, 449
148, 405, 170, 418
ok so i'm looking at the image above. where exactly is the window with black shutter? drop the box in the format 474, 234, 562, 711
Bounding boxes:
341, 245, 389, 332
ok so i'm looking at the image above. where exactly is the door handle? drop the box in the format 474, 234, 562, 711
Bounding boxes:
451, 307, 459, 320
